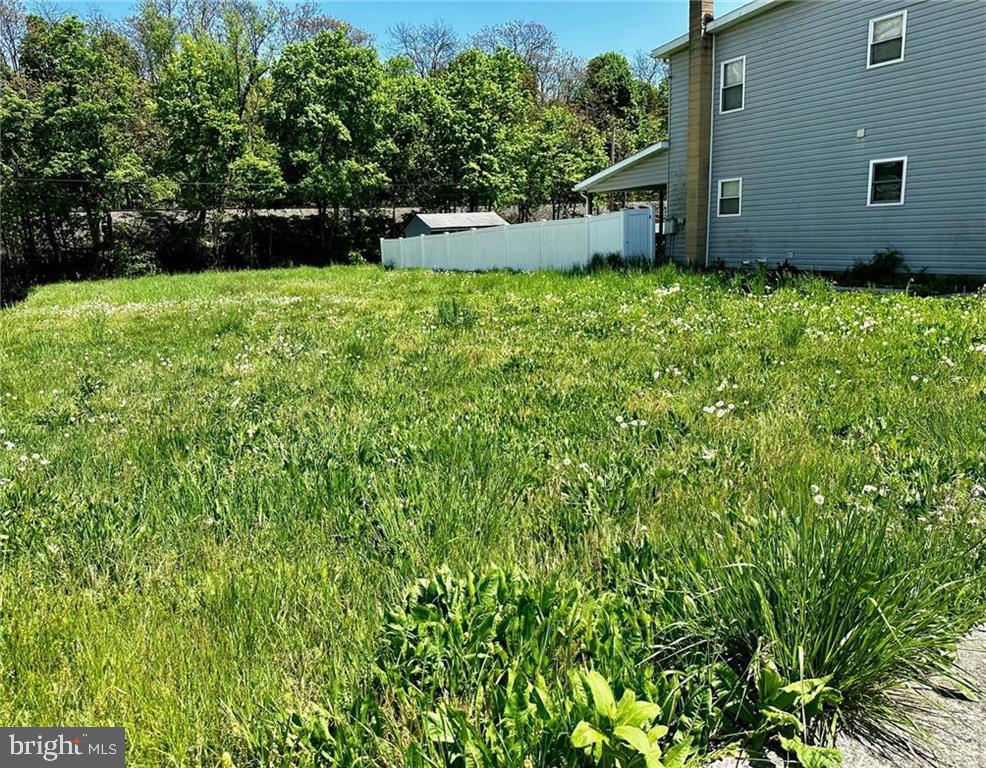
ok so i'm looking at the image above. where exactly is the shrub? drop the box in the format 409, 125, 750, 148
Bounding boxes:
850, 246, 906, 282
104, 243, 161, 278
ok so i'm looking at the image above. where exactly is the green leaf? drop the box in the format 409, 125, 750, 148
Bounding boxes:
646, 724, 669, 743
761, 706, 804, 733
423, 710, 454, 743
586, 670, 617, 719
662, 738, 696, 768
613, 725, 653, 755
616, 697, 662, 728
758, 660, 785, 704
571, 720, 609, 756
779, 736, 843, 768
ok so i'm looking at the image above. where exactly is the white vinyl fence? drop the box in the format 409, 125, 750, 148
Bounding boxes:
381, 207, 654, 272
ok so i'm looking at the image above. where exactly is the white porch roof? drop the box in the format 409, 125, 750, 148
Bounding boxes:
573, 142, 669, 195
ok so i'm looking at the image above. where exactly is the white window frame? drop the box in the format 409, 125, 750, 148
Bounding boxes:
717, 177, 743, 217
719, 55, 746, 113
867, 156, 908, 207
867, 9, 907, 69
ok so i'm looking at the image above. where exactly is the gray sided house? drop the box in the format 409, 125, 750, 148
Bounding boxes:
403, 212, 508, 238
582, 0, 986, 274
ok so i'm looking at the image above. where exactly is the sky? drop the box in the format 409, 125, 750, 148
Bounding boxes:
47, 0, 751, 60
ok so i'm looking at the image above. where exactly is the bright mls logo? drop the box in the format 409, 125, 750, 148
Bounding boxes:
0, 729, 124, 768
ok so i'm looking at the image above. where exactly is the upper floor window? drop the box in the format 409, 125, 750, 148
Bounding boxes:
720, 56, 745, 113
867, 157, 907, 206
868, 10, 907, 68
718, 178, 743, 216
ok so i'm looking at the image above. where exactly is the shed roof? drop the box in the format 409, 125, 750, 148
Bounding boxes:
409, 212, 507, 230
573, 142, 669, 194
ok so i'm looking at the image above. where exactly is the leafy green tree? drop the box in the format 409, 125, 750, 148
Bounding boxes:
576, 51, 635, 162
266, 28, 390, 234
431, 48, 534, 210
1, 15, 153, 269
381, 55, 441, 209
155, 32, 248, 223
628, 77, 669, 152
515, 104, 606, 220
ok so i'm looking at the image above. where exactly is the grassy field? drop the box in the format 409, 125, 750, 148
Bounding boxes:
1, 265, 984, 766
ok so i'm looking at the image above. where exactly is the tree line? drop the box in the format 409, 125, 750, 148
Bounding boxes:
0, 0, 667, 299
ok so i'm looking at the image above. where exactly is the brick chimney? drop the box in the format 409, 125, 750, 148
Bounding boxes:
685, 0, 714, 266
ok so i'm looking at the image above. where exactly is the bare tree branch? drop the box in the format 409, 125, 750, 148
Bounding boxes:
387, 20, 459, 77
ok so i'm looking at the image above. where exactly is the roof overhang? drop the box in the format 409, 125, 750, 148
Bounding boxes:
573, 142, 669, 194
650, 33, 688, 60
649, 0, 792, 59
706, 0, 790, 32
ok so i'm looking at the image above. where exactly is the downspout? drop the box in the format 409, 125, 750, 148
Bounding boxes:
582, 192, 590, 216
666, 59, 675, 261
705, 33, 716, 268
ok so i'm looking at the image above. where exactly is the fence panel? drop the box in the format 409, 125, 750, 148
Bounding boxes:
380, 208, 653, 272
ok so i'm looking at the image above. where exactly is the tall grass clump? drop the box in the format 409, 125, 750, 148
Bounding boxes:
666, 500, 986, 739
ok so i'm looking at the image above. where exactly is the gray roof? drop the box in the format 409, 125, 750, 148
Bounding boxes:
410, 212, 508, 230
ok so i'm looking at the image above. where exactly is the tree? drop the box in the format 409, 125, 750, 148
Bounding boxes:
631, 48, 665, 86
430, 48, 534, 211
266, 29, 390, 236
155, 32, 248, 226
0, 0, 25, 72
472, 19, 562, 102
576, 52, 636, 162
386, 20, 459, 77
1, 16, 153, 271
628, 78, 669, 151
381, 56, 441, 209
515, 104, 607, 220
274, 0, 371, 48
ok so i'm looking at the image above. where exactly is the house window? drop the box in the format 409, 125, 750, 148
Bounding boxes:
718, 178, 742, 216
720, 56, 745, 112
868, 10, 906, 68
867, 157, 907, 206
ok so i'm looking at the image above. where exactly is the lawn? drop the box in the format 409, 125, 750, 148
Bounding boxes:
1, 265, 984, 767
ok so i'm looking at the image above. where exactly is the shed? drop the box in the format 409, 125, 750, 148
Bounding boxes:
403, 212, 508, 238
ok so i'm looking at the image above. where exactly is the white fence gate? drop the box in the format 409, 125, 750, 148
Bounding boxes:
380, 208, 654, 272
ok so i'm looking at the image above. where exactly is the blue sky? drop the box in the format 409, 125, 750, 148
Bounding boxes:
48, 0, 750, 59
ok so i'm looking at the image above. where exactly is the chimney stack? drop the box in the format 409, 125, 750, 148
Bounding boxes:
685, 0, 714, 266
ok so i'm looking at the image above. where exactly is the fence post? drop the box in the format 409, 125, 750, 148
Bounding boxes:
501, 224, 508, 270
444, 231, 451, 270
585, 214, 592, 267
420, 234, 426, 269
539, 220, 546, 271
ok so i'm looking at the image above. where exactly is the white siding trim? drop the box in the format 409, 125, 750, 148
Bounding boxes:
867, 9, 907, 70
717, 177, 743, 217
719, 55, 746, 114
866, 156, 908, 207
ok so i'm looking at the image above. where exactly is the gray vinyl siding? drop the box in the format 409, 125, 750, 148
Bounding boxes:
708, 0, 986, 274
667, 49, 690, 263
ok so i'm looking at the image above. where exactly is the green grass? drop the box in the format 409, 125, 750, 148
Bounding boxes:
0, 265, 984, 766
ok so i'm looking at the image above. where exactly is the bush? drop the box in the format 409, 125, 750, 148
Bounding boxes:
104, 243, 161, 278
850, 246, 906, 282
